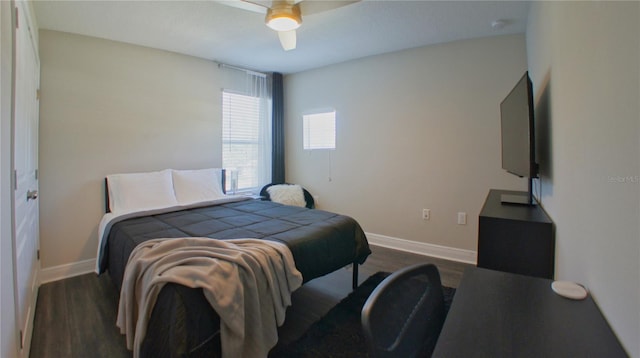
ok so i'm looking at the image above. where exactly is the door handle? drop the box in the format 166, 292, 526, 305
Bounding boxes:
27, 190, 38, 201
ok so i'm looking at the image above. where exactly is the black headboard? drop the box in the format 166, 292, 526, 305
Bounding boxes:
221, 168, 227, 195
105, 168, 227, 214
105, 177, 110, 213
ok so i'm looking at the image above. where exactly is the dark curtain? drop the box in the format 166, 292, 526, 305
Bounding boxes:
271, 72, 285, 184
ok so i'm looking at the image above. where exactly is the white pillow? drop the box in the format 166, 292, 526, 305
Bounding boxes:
172, 168, 225, 205
267, 184, 306, 207
107, 169, 178, 213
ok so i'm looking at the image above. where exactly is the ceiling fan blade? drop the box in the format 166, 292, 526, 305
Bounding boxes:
213, 0, 268, 14
278, 30, 297, 51
299, 0, 360, 16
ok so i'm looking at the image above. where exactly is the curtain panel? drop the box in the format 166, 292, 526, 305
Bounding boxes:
271, 72, 285, 184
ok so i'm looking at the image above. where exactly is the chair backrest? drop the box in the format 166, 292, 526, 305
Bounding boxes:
259, 183, 315, 209
361, 264, 446, 358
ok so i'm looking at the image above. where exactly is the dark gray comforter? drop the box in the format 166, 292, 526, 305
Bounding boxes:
102, 198, 371, 357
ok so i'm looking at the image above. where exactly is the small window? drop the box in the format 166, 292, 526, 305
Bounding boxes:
303, 111, 336, 150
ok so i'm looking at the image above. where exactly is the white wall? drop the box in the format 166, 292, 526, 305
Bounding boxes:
38, 30, 223, 270
284, 35, 527, 254
0, 2, 18, 357
527, 2, 639, 356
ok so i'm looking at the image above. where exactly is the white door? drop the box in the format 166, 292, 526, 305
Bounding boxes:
13, 1, 40, 354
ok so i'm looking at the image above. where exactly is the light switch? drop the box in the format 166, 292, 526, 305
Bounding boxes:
457, 212, 467, 225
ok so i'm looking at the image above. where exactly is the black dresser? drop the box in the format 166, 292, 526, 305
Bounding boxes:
477, 189, 554, 279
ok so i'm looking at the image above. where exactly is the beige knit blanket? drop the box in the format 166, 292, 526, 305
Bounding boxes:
116, 237, 303, 358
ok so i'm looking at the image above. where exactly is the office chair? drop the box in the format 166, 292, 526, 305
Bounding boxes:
361, 263, 446, 358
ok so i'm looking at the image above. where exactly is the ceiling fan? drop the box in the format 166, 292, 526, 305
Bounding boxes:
216, 0, 360, 51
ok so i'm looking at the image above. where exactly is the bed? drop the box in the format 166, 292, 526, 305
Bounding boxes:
95, 168, 371, 357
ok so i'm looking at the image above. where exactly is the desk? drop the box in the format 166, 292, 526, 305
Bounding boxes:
432, 267, 627, 357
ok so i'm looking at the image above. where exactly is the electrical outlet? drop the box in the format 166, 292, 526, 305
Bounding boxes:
422, 209, 430, 220
457, 212, 467, 225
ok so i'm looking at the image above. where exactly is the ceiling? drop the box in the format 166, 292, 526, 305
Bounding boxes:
33, 0, 530, 74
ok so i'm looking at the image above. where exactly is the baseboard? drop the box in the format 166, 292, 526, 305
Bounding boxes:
39, 258, 97, 284
366, 232, 477, 265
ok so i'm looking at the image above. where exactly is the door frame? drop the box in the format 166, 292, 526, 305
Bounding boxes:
0, 0, 19, 356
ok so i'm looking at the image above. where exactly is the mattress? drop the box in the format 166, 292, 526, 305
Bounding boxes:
101, 198, 371, 357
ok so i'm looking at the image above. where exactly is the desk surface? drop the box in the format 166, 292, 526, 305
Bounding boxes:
432, 267, 627, 357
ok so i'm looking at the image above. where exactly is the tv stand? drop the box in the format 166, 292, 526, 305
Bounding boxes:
478, 189, 554, 279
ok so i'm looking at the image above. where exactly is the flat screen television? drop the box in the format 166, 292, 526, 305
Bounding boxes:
500, 71, 538, 205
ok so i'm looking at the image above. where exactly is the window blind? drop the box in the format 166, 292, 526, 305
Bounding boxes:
222, 91, 261, 191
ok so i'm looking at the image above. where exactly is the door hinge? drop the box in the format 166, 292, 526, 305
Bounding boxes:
35, 169, 38, 180
19, 330, 23, 349
36, 89, 40, 100
15, 7, 19, 29
13, 170, 17, 190
37, 249, 40, 260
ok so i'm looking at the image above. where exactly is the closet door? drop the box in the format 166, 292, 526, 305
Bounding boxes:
13, 1, 40, 354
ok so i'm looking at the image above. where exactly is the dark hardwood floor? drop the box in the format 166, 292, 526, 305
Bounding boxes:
29, 245, 469, 358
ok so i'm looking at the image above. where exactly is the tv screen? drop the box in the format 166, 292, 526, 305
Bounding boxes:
500, 71, 536, 179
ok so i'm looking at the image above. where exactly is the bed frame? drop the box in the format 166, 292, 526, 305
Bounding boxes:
102, 170, 369, 357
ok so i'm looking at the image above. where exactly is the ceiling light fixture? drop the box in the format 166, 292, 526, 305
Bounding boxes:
265, 3, 302, 32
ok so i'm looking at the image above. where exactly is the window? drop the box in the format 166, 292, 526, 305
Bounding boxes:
220, 64, 271, 193
222, 90, 268, 192
303, 111, 336, 150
